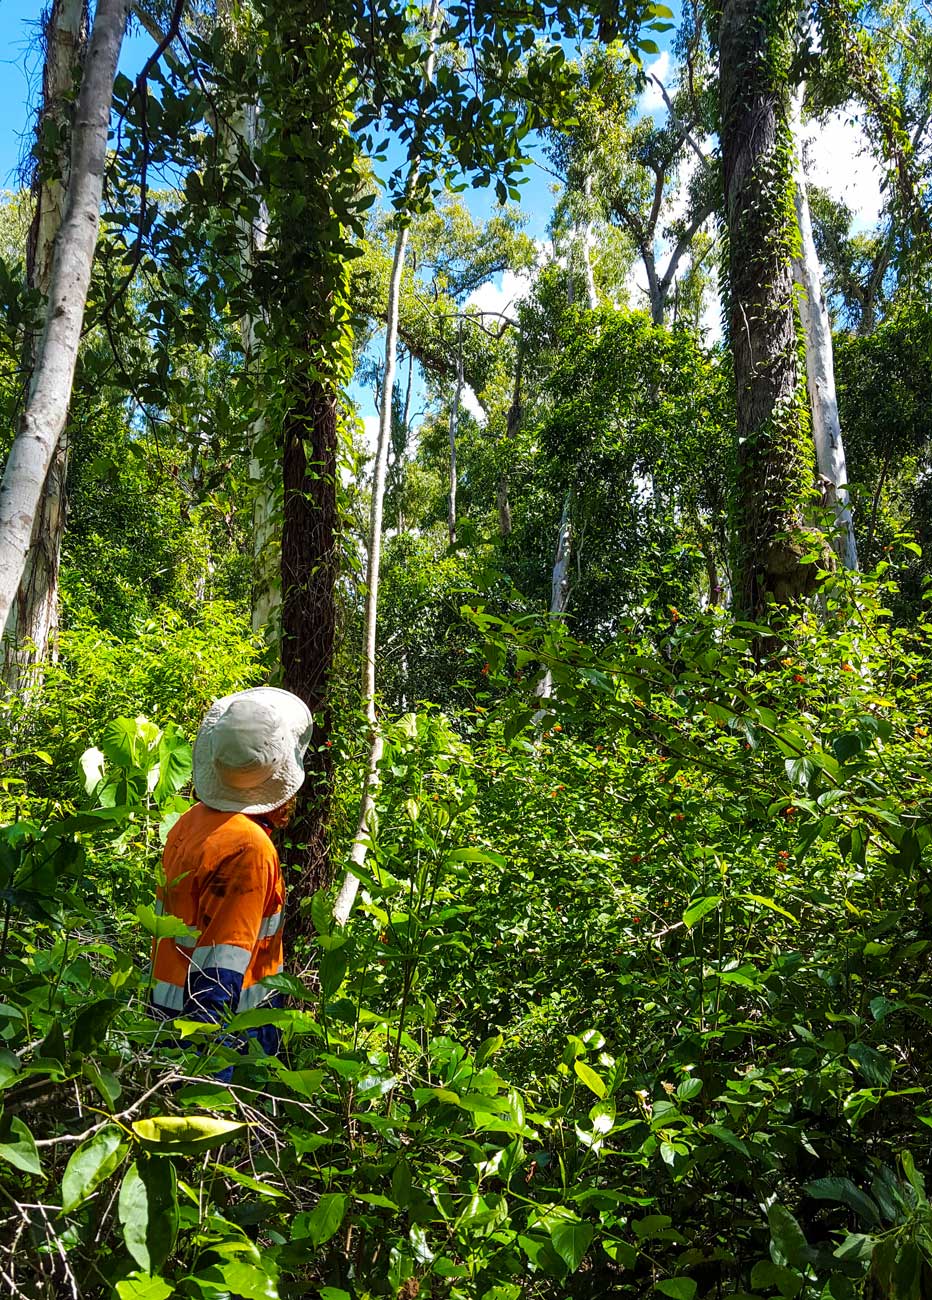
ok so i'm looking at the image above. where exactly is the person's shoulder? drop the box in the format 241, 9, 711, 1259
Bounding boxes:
208, 811, 279, 863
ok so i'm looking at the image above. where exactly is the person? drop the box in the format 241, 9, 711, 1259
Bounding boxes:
150, 686, 313, 1069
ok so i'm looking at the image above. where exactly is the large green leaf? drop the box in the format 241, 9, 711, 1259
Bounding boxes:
767, 1203, 808, 1270
154, 725, 192, 804
71, 998, 123, 1055
655, 1280, 698, 1300
132, 1115, 246, 1154
301, 1192, 348, 1248
61, 1125, 126, 1212
847, 1041, 893, 1088
573, 1059, 607, 1098
805, 1177, 881, 1227
551, 1217, 593, 1271
682, 895, 721, 928
0, 1114, 42, 1176
116, 1273, 175, 1299
118, 1158, 178, 1273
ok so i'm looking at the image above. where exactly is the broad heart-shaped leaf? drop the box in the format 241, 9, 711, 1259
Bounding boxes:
302, 1192, 348, 1248
132, 1115, 246, 1154
0, 1114, 42, 1176
119, 1158, 177, 1273
573, 1059, 607, 1098
135, 903, 200, 946
767, 1203, 809, 1269
550, 1217, 593, 1271
655, 1279, 698, 1300
154, 725, 192, 804
682, 895, 721, 928
61, 1125, 126, 1212
71, 998, 123, 1055
805, 1177, 882, 1227
847, 1041, 893, 1088
116, 1272, 175, 1299
217, 1259, 279, 1299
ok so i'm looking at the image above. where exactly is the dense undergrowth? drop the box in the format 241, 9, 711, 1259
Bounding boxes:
1, 556, 932, 1299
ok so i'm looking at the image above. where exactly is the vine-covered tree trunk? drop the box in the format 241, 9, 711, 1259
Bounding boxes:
3, 0, 88, 688
719, 0, 816, 618
280, 377, 338, 907
0, 0, 128, 637
791, 89, 858, 571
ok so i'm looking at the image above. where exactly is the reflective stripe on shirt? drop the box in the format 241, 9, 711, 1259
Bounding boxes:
152, 980, 184, 1012
237, 969, 284, 1013
258, 910, 283, 939
191, 944, 251, 974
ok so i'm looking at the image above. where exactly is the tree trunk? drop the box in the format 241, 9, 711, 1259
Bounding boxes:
0, 0, 128, 639
2, 0, 89, 688
280, 378, 338, 907
333, 0, 440, 927
534, 492, 572, 715
719, 0, 814, 619
497, 343, 522, 538
791, 89, 858, 571
447, 319, 463, 546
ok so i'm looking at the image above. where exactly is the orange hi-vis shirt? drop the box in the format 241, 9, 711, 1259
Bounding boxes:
152, 803, 284, 1018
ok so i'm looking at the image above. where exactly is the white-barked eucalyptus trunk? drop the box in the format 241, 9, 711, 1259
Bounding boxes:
333, 1, 440, 926
0, 0, 129, 638
2, 0, 89, 688
792, 88, 857, 571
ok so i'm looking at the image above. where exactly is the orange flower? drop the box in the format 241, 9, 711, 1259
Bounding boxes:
481, 663, 490, 676
793, 674, 806, 684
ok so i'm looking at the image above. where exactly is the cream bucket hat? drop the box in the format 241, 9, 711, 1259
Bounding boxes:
193, 687, 313, 815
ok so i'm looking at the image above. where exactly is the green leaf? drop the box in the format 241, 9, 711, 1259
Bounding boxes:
116, 1273, 175, 1300
750, 1260, 803, 1297
0, 1114, 42, 1175
741, 894, 797, 923
276, 1068, 325, 1100
805, 1177, 881, 1226
61, 1125, 126, 1212
311, 888, 334, 936
655, 1280, 698, 1300
767, 1203, 808, 1269
213, 1163, 288, 1199
682, 895, 721, 928
217, 1259, 279, 1299
132, 1115, 246, 1153
847, 1041, 893, 1088
304, 1192, 347, 1248
551, 1217, 593, 1271
154, 726, 192, 804
119, 1158, 177, 1273
71, 998, 123, 1055
319, 947, 348, 998
135, 904, 200, 945
573, 1059, 607, 1098
676, 1077, 702, 1101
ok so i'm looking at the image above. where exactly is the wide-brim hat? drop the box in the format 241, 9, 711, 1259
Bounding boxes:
193, 687, 313, 815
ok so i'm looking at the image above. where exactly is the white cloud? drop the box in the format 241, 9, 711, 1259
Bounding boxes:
361, 414, 379, 455
803, 110, 883, 231
465, 268, 533, 319
460, 385, 487, 425
637, 51, 672, 117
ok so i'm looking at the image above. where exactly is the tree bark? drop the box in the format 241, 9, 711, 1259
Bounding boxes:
333, 0, 440, 927
534, 492, 573, 714
447, 319, 463, 546
719, 0, 815, 618
280, 378, 338, 907
791, 88, 857, 571
0, 0, 128, 639
3, 0, 89, 688
497, 344, 522, 538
